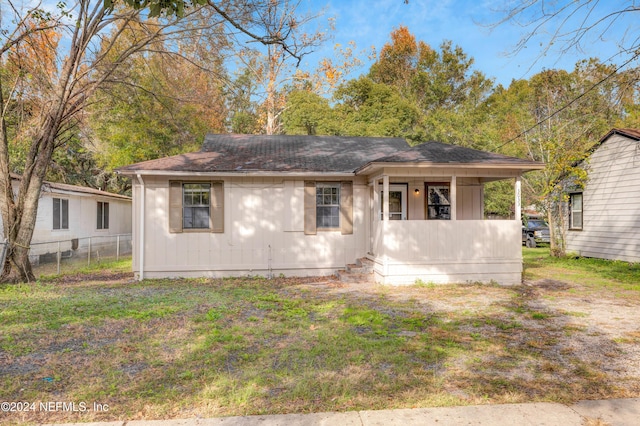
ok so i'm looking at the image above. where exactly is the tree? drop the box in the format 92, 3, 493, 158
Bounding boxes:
231, 0, 330, 134
485, 60, 638, 255
282, 89, 334, 135
227, 66, 262, 134
369, 27, 494, 146
89, 16, 229, 170
492, 1, 640, 70
332, 76, 423, 139
0, 0, 315, 282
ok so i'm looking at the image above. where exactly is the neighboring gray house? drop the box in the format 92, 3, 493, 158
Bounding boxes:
118, 134, 543, 285
566, 128, 640, 262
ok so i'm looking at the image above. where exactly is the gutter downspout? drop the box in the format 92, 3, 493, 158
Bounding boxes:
136, 174, 145, 281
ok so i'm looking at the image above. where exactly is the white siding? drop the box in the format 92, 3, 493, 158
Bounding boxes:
372, 220, 522, 285
135, 176, 369, 278
566, 133, 640, 262
134, 172, 522, 283
0, 183, 132, 257
31, 192, 131, 243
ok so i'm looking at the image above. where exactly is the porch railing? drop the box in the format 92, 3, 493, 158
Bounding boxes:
373, 220, 521, 262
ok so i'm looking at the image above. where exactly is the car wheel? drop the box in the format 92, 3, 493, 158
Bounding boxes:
526, 237, 536, 248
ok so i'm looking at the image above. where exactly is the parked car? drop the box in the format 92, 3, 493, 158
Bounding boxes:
522, 219, 550, 248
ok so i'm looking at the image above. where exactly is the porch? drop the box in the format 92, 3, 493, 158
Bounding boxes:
367, 170, 524, 285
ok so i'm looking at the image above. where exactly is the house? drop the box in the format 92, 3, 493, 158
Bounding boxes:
117, 135, 544, 285
2, 174, 132, 262
565, 128, 640, 262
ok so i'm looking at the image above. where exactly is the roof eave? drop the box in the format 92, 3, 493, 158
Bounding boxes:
355, 161, 546, 175
600, 128, 640, 144
116, 169, 357, 178
42, 186, 131, 200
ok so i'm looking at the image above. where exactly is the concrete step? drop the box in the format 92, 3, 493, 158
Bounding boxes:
337, 257, 374, 283
355, 257, 374, 273
336, 270, 374, 283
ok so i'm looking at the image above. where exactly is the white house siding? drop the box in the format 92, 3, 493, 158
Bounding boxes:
566, 133, 640, 262
0, 181, 132, 258
133, 176, 369, 279
372, 220, 522, 285
28, 190, 131, 256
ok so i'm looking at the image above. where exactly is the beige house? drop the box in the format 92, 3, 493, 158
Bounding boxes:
566, 128, 640, 262
117, 135, 543, 285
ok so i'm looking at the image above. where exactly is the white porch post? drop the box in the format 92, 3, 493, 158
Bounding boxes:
373, 178, 379, 220
136, 174, 146, 281
450, 175, 457, 221
515, 175, 522, 221
382, 175, 390, 221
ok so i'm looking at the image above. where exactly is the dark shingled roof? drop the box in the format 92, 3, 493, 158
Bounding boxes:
365, 141, 539, 165
117, 134, 542, 174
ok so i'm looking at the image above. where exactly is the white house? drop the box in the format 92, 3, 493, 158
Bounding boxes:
117, 135, 544, 285
565, 128, 640, 262
2, 175, 132, 261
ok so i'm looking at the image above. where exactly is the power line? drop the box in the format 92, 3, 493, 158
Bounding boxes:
494, 51, 640, 152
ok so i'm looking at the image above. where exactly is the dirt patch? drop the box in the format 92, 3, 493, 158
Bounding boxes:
309, 276, 640, 397
529, 278, 572, 291
3, 272, 640, 424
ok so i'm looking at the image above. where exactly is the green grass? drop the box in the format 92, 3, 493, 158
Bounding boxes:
523, 247, 640, 292
37, 258, 132, 281
1, 253, 639, 424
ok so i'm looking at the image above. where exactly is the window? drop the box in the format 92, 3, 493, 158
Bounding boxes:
183, 183, 210, 229
426, 184, 451, 220
53, 198, 68, 230
569, 193, 583, 230
316, 183, 340, 228
303, 181, 352, 235
97, 201, 109, 230
169, 181, 223, 233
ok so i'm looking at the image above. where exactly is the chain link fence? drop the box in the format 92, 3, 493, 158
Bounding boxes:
24, 234, 132, 277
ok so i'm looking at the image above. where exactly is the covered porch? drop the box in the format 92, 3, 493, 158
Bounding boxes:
365, 166, 526, 285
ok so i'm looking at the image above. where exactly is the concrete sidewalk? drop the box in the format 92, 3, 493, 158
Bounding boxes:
44, 398, 640, 426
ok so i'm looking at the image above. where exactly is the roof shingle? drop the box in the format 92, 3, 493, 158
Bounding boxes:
117, 134, 542, 175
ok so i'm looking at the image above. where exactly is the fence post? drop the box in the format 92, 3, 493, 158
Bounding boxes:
88, 237, 91, 267
57, 241, 61, 275
0, 239, 8, 271
116, 235, 120, 261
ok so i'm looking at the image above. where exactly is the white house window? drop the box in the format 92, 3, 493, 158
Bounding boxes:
97, 201, 109, 230
316, 183, 340, 228
53, 198, 68, 230
426, 184, 451, 220
183, 183, 210, 229
569, 193, 583, 230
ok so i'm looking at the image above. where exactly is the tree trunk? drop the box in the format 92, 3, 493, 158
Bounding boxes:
0, 111, 57, 282
265, 79, 276, 135
547, 199, 566, 258
0, 75, 19, 280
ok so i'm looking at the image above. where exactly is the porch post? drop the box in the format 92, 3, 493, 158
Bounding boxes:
450, 175, 457, 221
373, 178, 379, 220
382, 175, 390, 221
515, 175, 522, 221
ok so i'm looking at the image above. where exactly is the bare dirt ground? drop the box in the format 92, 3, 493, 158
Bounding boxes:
3, 269, 640, 425
303, 276, 640, 400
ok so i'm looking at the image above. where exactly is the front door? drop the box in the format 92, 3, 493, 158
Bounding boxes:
380, 184, 407, 220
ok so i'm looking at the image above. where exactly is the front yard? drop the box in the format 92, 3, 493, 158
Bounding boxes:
1, 250, 640, 424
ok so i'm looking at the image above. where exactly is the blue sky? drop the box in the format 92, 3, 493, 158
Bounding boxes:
298, 0, 639, 87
